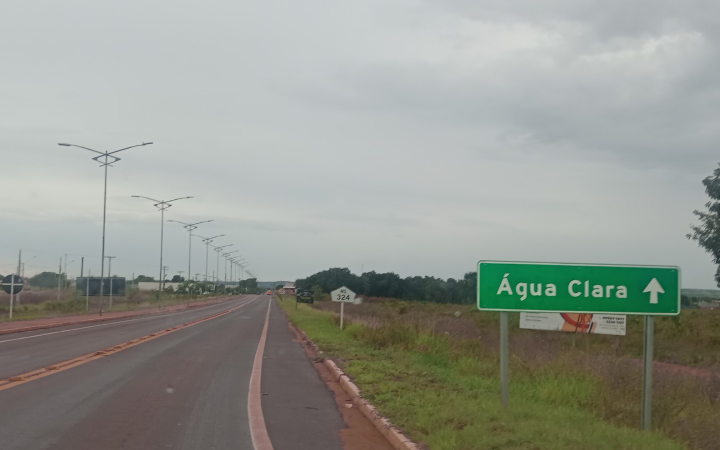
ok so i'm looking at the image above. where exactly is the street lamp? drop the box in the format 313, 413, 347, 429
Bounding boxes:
60, 141, 153, 314
132, 196, 193, 305
213, 244, 233, 286
197, 234, 225, 287
167, 219, 213, 289
230, 257, 246, 287
211, 244, 232, 289
222, 250, 239, 282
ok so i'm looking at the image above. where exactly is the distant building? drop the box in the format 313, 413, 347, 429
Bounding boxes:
283, 282, 296, 295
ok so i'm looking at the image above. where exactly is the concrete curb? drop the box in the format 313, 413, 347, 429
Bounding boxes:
292, 326, 420, 450
0, 297, 232, 336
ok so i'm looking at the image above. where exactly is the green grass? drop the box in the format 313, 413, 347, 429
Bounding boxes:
279, 297, 686, 450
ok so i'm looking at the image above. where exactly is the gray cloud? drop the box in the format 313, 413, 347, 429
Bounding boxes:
0, 0, 718, 287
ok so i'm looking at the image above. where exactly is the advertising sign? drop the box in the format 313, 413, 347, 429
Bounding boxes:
520, 312, 626, 336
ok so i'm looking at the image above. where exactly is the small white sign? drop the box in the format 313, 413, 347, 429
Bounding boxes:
331, 286, 356, 303
520, 312, 626, 336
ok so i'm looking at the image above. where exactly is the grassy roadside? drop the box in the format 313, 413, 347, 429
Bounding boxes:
279, 298, 686, 450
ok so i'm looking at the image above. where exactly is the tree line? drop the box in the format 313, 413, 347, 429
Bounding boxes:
295, 267, 477, 304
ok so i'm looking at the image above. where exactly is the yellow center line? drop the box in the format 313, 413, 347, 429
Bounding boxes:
0, 296, 260, 392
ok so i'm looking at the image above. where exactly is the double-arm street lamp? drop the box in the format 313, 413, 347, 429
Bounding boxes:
230, 257, 246, 287
197, 234, 225, 286
132, 196, 193, 302
213, 244, 233, 287
167, 219, 213, 286
60, 141, 153, 314
222, 250, 239, 282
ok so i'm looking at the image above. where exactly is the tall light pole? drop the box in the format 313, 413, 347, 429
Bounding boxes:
230, 257, 246, 289
60, 141, 153, 314
222, 250, 239, 282
231, 257, 246, 286
132, 196, 193, 302
167, 219, 213, 287
197, 234, 225, 288
213, 244, 233, 289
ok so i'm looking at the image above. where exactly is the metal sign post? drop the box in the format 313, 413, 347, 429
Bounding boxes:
642, 316, 654, 430
2, 275, 24, 319
478, 260, 680, 429
499, 311, 509, 409
9, 276, 16, 319
331, 286, 356, 331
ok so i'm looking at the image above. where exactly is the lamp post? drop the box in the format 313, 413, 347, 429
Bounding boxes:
132, 196, 193, 306
213, 244, 233, 291
60, 141, 153, 314
222, 250, 239, 283
231, 258, 246, 286
167, 219, 213, 288
230, 257, 246, 290
197, 234, 225, 290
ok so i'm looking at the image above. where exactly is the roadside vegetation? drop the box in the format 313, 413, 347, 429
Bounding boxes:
0, 287, 243, 322
279, 295, 720, 450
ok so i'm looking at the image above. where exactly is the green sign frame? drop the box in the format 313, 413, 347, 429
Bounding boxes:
477, 261, 681, 316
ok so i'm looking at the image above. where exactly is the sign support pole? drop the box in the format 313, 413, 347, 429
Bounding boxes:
500, 311, 509, 409
340, 302, 345, 331
9, 276, 16, 319
641, 315, 654, 430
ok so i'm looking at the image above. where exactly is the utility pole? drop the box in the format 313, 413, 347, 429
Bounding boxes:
105, 256, 116, 309
79, 257, 84, 302
17, 253, 37, 306
86, 269, 92, 312
16, 250, 22, 306
60, 141, 152, 315
57, 257, 62, 301
161, 266, 170, 304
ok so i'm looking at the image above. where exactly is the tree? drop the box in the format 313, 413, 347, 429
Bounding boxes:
296, 268, 362, 293
135, 275, 155, 282
688, 163, 720, 286
171, 275, 185, 282
29, 272, 65, 289
275, 284, 283, 291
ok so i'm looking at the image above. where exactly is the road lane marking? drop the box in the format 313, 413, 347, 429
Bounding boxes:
0, 298, 248, 344
248, 296, 275, 450
0, 296, 261, 392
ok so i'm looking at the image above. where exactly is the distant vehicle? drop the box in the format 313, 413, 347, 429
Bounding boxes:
297, 289, 314, 304
266, 290, 272, 295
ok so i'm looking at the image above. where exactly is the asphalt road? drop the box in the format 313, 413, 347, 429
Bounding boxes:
0, 295, 347, 450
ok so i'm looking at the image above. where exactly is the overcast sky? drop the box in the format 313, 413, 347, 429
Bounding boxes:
1, 0, 719, 288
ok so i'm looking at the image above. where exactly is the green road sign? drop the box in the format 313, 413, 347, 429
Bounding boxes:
477, 261, 680, 315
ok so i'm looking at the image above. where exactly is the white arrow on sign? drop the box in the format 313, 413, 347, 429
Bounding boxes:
643, 278, 665, 304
